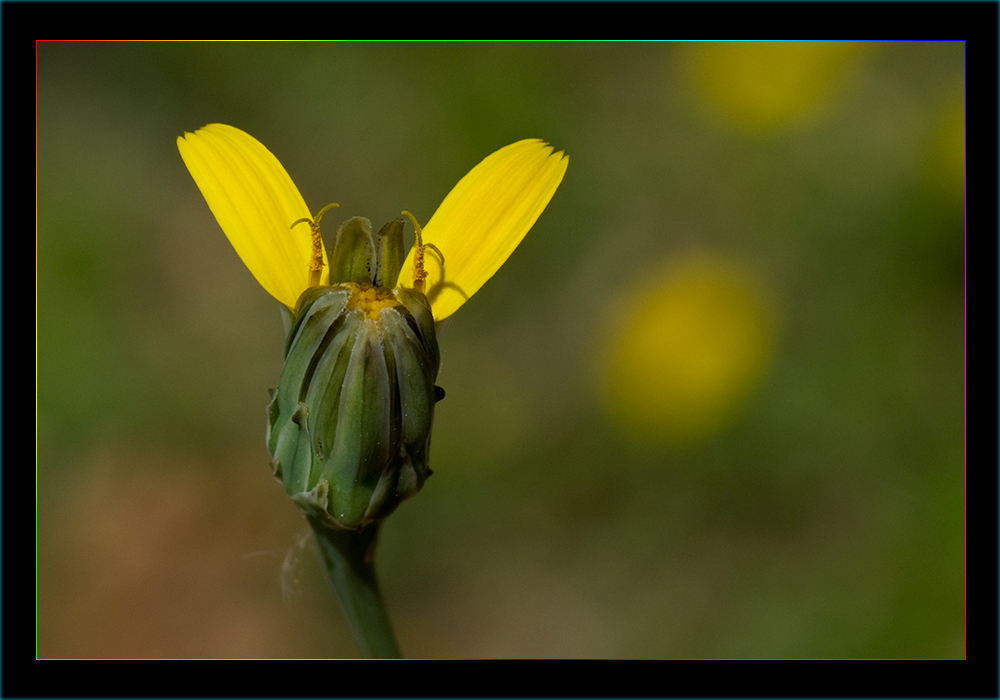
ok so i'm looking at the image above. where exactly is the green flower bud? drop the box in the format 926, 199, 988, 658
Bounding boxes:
267, 276, 441, 530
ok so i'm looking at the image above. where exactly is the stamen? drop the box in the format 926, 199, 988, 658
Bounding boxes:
401, 210, 438, 294
292, 203, 339, 288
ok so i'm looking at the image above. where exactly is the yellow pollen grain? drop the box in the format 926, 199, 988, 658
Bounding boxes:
346, 281, 399, 319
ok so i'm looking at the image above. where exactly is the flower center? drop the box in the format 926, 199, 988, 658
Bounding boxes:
345, 280, 399, 319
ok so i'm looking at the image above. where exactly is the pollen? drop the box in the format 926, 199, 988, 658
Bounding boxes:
401, 210, 431, 294
346, 280, 400, 319
291, 203, 339, 289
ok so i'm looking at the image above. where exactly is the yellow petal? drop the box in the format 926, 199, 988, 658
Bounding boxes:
177, 124, 328, 310
398, 139, 568, 322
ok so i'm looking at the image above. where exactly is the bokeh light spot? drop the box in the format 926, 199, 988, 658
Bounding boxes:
686, 41, 866, 133
599, 254, 778, 446
928, 93, 965, 201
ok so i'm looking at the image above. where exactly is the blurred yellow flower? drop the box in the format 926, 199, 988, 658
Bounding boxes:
686, 41, 866, 133
599, 254, 777, 446
929, 91, 965, 202
177, 124, 568, 321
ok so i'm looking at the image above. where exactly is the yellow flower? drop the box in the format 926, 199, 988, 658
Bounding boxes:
177, 124, 568, 321
685, 41, 866, 133
598, 254, 777, 446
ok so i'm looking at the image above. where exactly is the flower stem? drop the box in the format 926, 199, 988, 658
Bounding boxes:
307, 516, 403, 658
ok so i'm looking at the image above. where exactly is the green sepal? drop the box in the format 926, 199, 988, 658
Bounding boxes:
329, 217, 375, 284
374, 218, 405, 289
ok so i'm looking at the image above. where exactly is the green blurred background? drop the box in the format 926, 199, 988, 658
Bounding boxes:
37, 41, 964, 659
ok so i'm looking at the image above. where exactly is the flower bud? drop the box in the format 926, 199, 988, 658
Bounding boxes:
266, 276, 441, 531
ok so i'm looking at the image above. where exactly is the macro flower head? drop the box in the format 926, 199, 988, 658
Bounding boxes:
177, 123, 568, 321
177, 124, 567, 531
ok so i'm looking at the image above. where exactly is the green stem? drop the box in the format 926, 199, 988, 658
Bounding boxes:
307, 517, 403, 659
